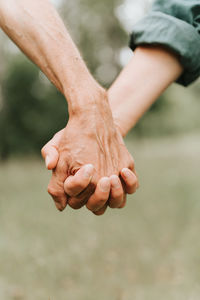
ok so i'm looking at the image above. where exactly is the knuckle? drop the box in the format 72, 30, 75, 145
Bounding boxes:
86, 203, 93, 211
68, 198, 84, 210
63, 181, 72, 194
68, 181, 85, 194
109, 200, 117, 208
47, 184, 62, 198
47, 185, 54, 196
96, 198, 107, 207
57, 159, 68, 174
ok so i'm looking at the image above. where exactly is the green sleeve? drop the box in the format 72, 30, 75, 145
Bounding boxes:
129, 0, 200, 86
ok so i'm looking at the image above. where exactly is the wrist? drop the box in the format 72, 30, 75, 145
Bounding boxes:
66, 89, 117, 143
109, 45, 183, 136
65, 84, 109, 118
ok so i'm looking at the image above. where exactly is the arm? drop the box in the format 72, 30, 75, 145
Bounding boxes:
42, 45, 182, 212
0, 0, 138, 213
43, 45, 183, 151
38, 0, 199, 212
109, 0, 199, 135
0, 0, 101, 112
108, 0, 200, 133
108, 45, 183, 137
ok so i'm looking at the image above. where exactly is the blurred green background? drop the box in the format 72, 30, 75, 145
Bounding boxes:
0, 0, 200, 299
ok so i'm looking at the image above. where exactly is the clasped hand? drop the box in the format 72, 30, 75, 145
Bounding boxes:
42, 89, 139, 215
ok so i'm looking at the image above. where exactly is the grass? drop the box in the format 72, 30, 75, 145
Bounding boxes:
0, 133, 200, 300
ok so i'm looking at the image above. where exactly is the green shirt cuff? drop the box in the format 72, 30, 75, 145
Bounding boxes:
130, 12, 200, 86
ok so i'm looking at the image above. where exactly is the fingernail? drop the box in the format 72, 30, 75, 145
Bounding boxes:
99, 177, 110, 192
110, 175, 120, 189
122, 168, 132, 178
83, 164, 94, 179
45, 156, 50, 168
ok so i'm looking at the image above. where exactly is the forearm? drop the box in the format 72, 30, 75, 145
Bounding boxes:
108, 46, 183, 137
0, 0, 103, 115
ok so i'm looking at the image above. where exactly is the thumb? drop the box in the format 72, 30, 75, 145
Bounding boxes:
41, 130, 64, 170
42, 145, 59, 170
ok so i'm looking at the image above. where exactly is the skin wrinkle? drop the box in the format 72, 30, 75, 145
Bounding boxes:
17, 1, 85, 96
0, 0, 139, 212
93, 94, 108, 156
0, 3, 64, 92
93, 103, 115, 176
42, 43, 183, 213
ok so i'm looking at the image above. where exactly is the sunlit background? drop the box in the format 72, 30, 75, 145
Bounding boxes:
0, 0, 200, 299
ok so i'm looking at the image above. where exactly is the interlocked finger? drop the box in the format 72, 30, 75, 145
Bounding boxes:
67, 181, 96, 209
118, 194, 127, 209
121, 168, 139, 194
86, 177, 110, 212
108, 175, 124, 208
93, 204, 108, 216
64, 164, 94, 197
47, 178, 67, 211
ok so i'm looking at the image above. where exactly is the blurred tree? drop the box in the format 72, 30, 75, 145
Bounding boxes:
59, 0, 128, 86
0, 0, 128, 160
0, 56, 67, 159
0, 0, 199, 160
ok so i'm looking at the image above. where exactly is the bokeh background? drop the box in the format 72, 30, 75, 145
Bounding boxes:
0, 0, 200, 299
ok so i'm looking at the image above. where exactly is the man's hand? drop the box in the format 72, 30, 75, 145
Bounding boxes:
42, 130, 138, 215
42, 90, 138, 214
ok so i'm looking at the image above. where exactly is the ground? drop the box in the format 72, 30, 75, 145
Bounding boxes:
0, 133, 200, 300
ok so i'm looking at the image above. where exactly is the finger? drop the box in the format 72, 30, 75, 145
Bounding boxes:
86, 177, 110, 212
120, 168, 139, 194
64, 164, 94, 197
41, 131, 63, 170
118, 194, 127, 209
93, 204, 108, 216
128, 157, 135, 172
43, 147, 59, 170
67, 181, 96, 210
108, 175, 124, 208
52, 194, 68, 211
41, 142, 59, 170
47, 173, 68, 211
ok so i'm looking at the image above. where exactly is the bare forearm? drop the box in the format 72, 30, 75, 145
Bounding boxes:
0, 0, 102, 115
108, 46, 183, 136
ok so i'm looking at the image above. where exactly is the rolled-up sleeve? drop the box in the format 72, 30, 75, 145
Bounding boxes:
130, 0, 200, 86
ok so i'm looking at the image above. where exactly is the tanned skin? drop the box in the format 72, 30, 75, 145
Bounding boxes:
43, 45, 183, 214
0, 0, 139, 215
